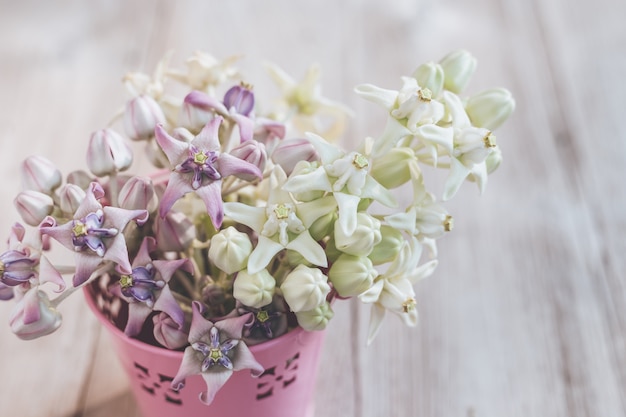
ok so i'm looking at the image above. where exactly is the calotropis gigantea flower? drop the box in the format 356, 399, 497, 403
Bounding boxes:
172, 303, 263, 405
40, 182, 149, 287
155, 116, 262, 228
9, 288, 62, 340
283, 133, 395, 236
280, 264, 330, 312
224, 166, 336, 274
208, 227, 253, 275
115, 236, 191, 337
264, 62, 352, 140
123, 94, 167, 141
58, 183, 87, 215
168, 51, 241, 92
233, 268, 276, 309
0, 223, 64, 292
328, 253, 378, 298
465, 87, 516, 131
439, 49, 477, 94
359, 236, 438, 344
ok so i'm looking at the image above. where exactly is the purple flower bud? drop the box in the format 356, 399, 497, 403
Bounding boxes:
9, 289, 62, 340
123, 94, 166, 141
118, 176, 157, 212
155, 211, 196, 252
13, 190, 54, 226
229, 140, 267, 178
271, 138, 319, 175
66, 170, 93, 189
223, 83, 255, 116
0, 282, 14, 300
153, 312, 189, 349
87, 129, 133, 177
253, 118, 286, 153
21, 156, 62, 194
58, 184, 86, 215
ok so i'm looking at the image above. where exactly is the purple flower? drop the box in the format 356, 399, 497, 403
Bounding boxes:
40, 182, 149, 287
155, 117, 262, 228
171, 302, 264, 405
236, 296, 288, 345
114, 237, 191, 337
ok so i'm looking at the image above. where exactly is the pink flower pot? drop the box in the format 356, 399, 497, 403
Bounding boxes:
84, 280, 326, 417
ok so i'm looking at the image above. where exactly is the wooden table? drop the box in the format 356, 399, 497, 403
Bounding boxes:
1, 0, 624, 416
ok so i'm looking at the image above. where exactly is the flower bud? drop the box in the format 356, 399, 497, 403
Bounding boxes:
280, 265, 330, 312
368, 225, 405, 265
233, 269, 276, 308
21, 156, 62, 194
0, 282, 14, 300
370, 147, 415, 189
485, 145, 502, 174
439, 49, 477, 94
9, 289, 62, 340
271, 138, 319, 175
123, 94, 166, 141
58, 184, 86, 215
86, 129, 133, 176
13, 190, 54, 226
118, 176, 158, 212
66, 170, 93, 189
230, 140, 267, 177
334, 212, 382, 257
253, 118, 286, 153
155, 211, 196, 252
466, 88, 515, 130
223, 83, 255, 116
179, 95, 214, 132
208, 227, 252, 274
153, 312, 189, 349
329, 254, 378, 297
412, 61, 444, 97
294, 301, 334, 331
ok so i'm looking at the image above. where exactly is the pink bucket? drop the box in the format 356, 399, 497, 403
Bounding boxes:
84, 279, 326, 417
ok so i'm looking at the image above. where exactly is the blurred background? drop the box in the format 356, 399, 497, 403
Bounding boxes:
0, 0, 624, 416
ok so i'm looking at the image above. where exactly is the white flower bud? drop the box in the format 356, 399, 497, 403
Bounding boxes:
9, 289, 62, 340
370, 147, 415, 189
179, 98, 214, 132
280, 265, 330, 312
13, 190, 54, 226
334, 212, 382, 257
208, 227, 253, 274
123, 94, 166, 141
294, 301, 334, 331
412, 61, 444, 97
58, 184, 86, 215
233, 269, 276, 308
439, 49, 477, 94
21, 156, 62, 194
369, 225, 404, 265
66, 170, 93, 189
466, 88, 515, 130
271, 138, 319, 175
118, 176, 158, 212
329, 254, 378, 297
86, 129, 133, 177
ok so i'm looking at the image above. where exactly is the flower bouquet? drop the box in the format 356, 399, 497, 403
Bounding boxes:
0, 49, 514, 413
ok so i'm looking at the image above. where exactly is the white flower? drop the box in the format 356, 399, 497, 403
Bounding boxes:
280, 265, 330, 312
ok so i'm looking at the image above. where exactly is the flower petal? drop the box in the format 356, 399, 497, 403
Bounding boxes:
199, 369, 233, 405
283, 165, 332, 194
248, 236, 284, 274
233, 342, 264, 376
171, 346, 202, 391
285, 231, 327, 268
124, 302, 152, 336
223, 203, 266, 233
353, 83, 398, 110
159, 173, 193, 218
333, 192, 361, 236
195, 181, 224, 228
193, 116, 223, 152
442, 157, 471, 201
155, 124, 189, 166
217, 153, 262, 181
214, 313, 252, 339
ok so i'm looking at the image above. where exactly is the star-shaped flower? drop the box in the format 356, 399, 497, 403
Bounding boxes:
155, 116, 262, 228
224, 166, 336, 274
40, 182, 149, 287
113, 236, 192, 337
171, 302, 263, 405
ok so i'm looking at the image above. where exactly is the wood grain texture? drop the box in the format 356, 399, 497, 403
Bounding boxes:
0, 0, 624, 416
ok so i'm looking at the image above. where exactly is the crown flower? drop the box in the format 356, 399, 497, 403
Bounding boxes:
0, 49, 514, 405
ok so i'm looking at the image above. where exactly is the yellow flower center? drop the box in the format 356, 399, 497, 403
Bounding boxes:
417, 88, 432, 102
273, 204, 291, 219
402, 297, 417, 313
209, 348, 223, 361
72, 221, 88, 237
483, 132, 497, 148
119, 274, 134, 289
352, 153, 369, 169
256, 310, 270, 323
443, 215, 454, 232
194, 151, 209, 165
0, 260, 5, 276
